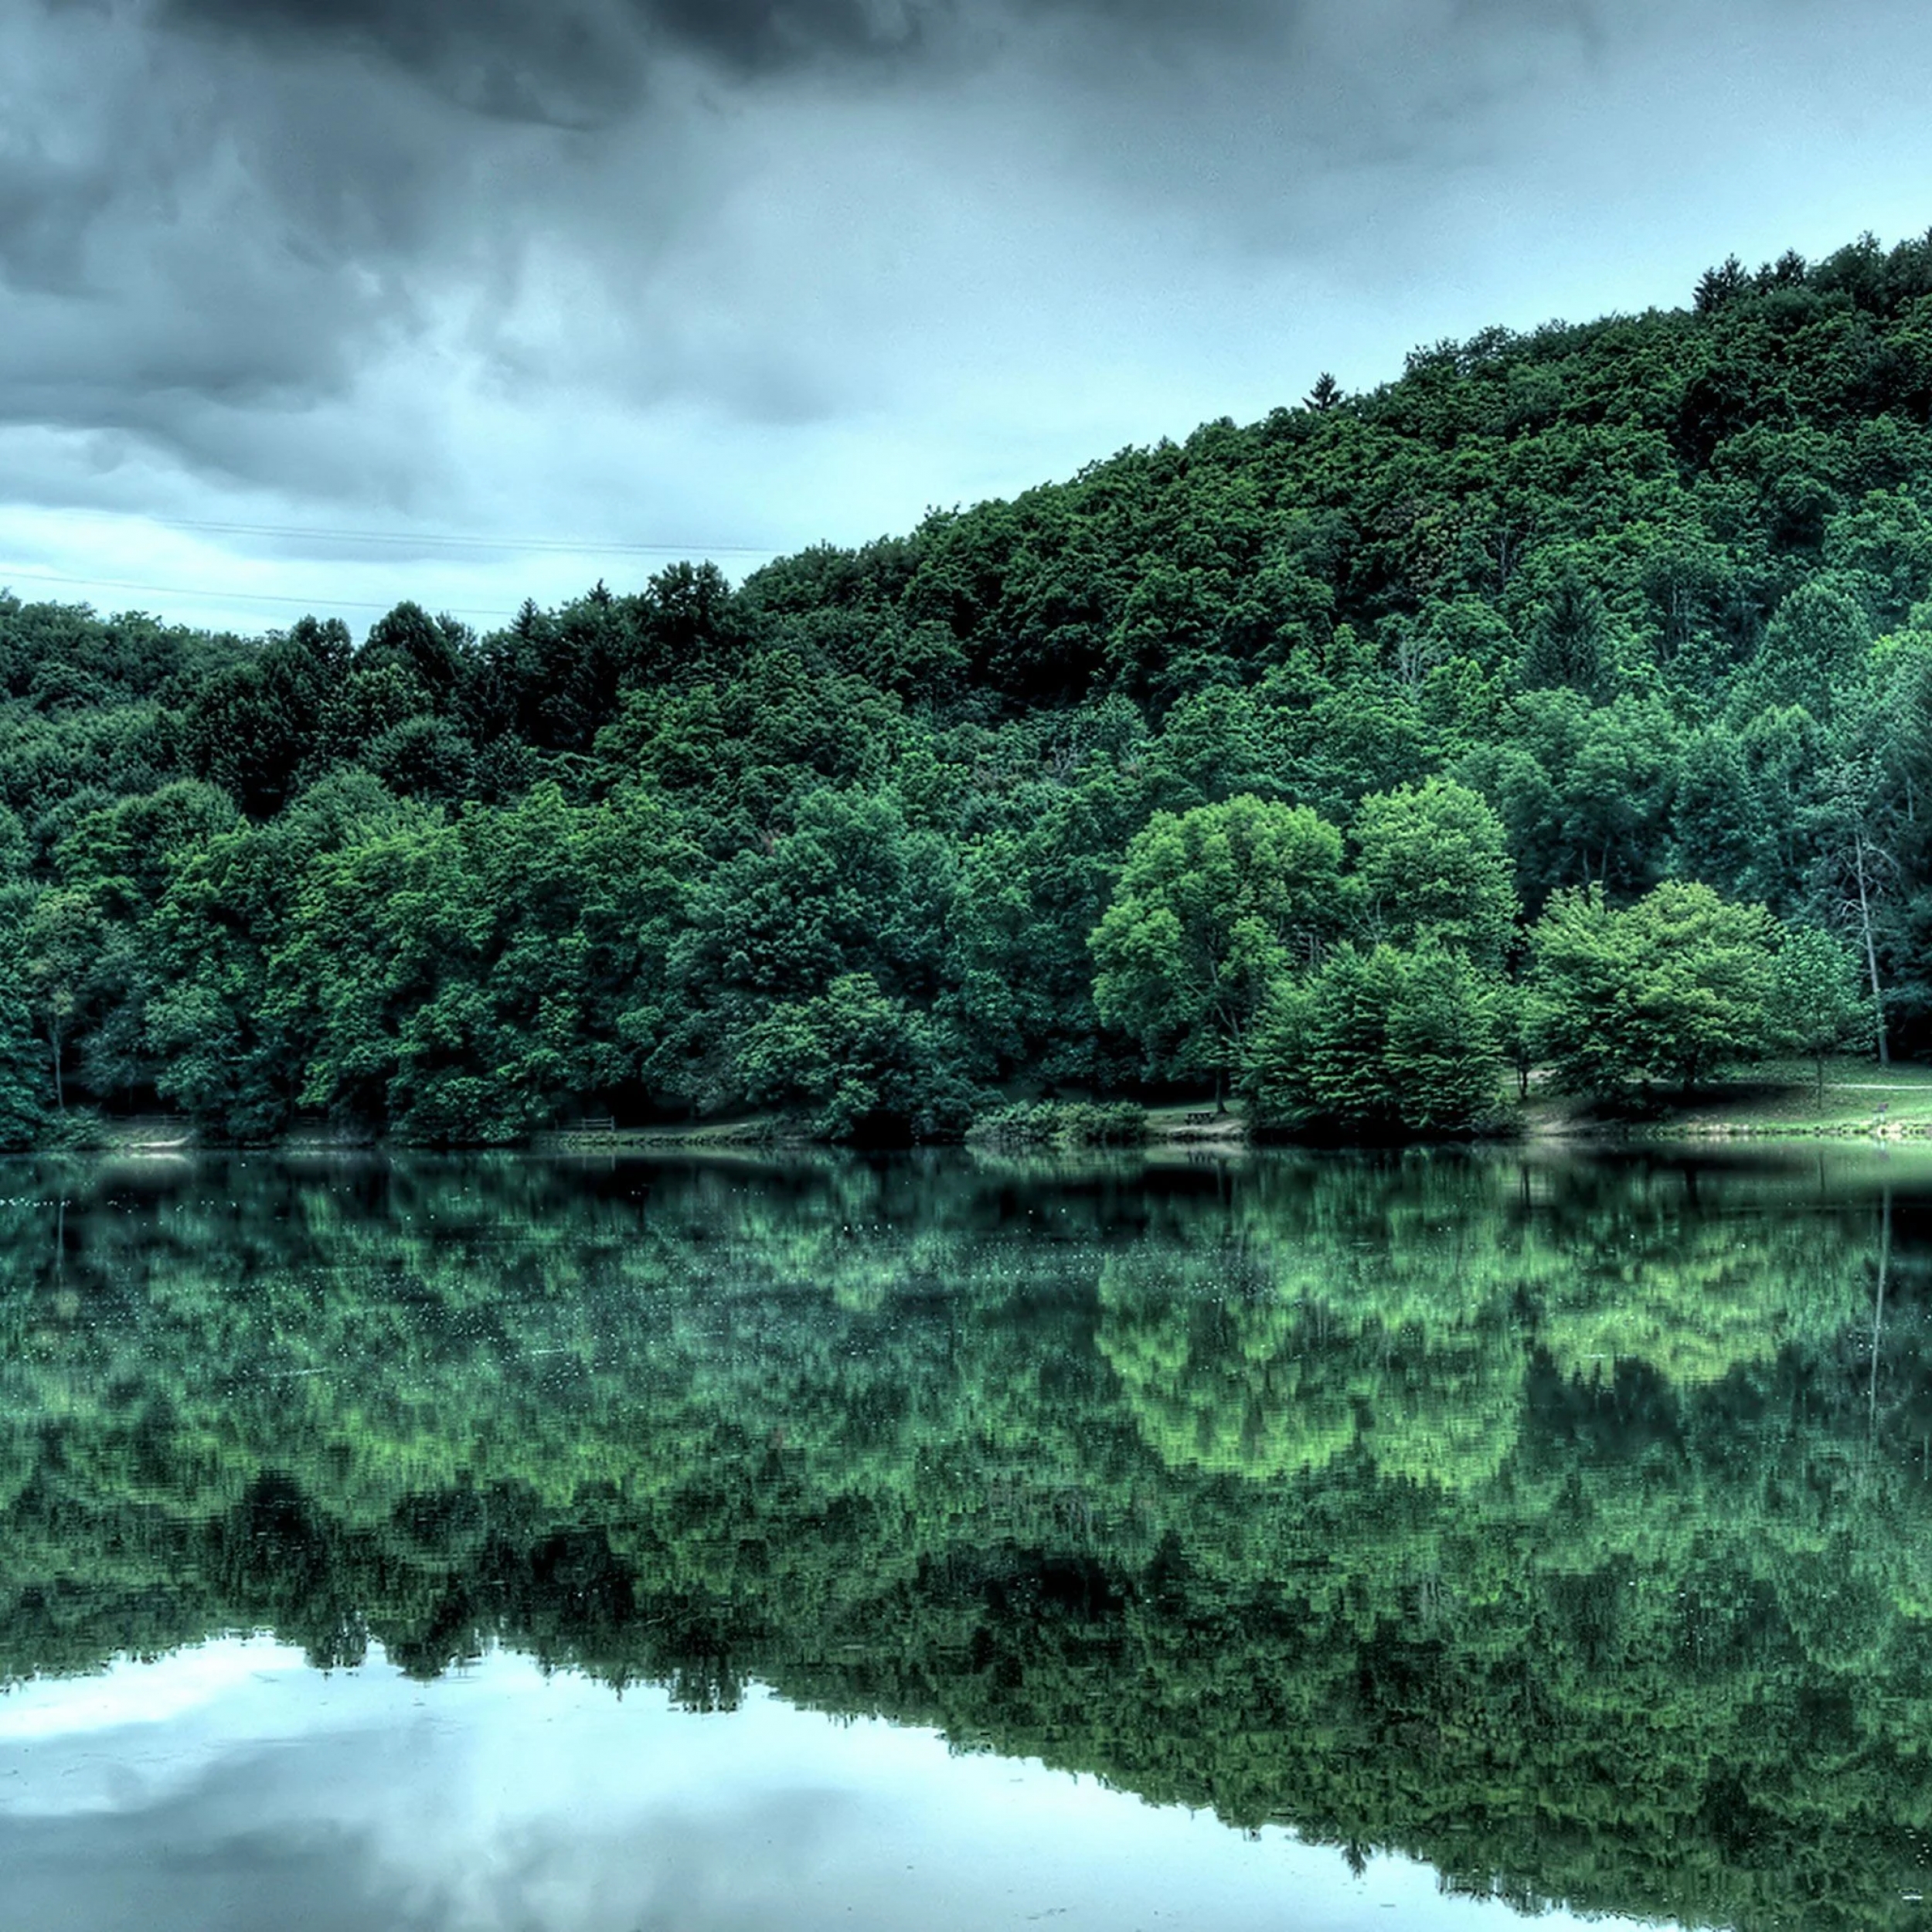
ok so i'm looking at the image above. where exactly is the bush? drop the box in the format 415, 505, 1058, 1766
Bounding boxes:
1060, 1100, 1149, 1146
1244, 944, 1505, 1137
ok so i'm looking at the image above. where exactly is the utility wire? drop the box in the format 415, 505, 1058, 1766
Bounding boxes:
0, 513, 790, 617
11, 515, 779, 557
0, 564, 517, 620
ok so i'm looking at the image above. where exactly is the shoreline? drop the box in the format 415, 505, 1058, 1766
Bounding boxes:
27, 1065, 1932, 1158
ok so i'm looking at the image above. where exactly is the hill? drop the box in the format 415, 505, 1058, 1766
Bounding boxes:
5, 229, 1932, 1142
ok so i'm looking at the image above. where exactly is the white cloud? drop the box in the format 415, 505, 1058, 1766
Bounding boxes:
0, 1639, 1657, 1931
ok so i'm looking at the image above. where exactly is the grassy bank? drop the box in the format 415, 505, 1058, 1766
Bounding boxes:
58, 1068, 1932, 1158
1523, 1058, 1932, 1142
539, 1098, 1250, 1156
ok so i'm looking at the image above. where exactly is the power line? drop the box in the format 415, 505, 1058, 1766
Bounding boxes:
8, 515, 781, 557
0, 514, 789, 618
0, 565, 516, 620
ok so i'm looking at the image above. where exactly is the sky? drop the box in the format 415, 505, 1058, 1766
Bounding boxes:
0, 1637, 1652, 1931
2, 0, 1930, 637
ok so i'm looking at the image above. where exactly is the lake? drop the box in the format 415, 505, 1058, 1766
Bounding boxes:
2, 1146, 1928, 1930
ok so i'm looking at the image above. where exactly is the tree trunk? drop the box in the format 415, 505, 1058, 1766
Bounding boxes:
1871, 1188, 1893, 1439
1852, 834, 1889, 1066
46, 1019, 63, 1114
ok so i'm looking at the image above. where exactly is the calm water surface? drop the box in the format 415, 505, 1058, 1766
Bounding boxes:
2, 1147, 1930, 1930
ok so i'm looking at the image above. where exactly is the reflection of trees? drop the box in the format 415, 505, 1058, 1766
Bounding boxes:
1531, 1170, 1865, 1388
1095, 1236, 1526, 1491
1098, 1249, 1367, 1479
4, 1150, 1932, 1927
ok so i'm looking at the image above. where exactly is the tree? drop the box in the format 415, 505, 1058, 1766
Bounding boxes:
1768, 926, 1870, 1106
1090, 795, 1346, 1098
1304, 372, 1345, 413
1804, 757, 1898, 1065
1490, 978, 1543, 1102
655, 787, 947, 1116
1672, 726, 1765, 900
0, 967, 43, 1146
18, 886, 101, 1113
1693, 253, 1749, 314
1740, 578, 1872, 721
142, 772, 410, 1140
1529, 882, 1777, 1097
1350, 778, 1517, 962
270, 784, 696, 1143
359, 601, 465, 706
734, 971, 971, 1143
947, 761, 1145, 1093
179, 617, 349, 817
0, 814, 47, 1146
1244, 943, 1503, 1135
1519, 566, 1608, 696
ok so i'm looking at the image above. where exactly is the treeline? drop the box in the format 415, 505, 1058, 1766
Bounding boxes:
9, 228, 1932, 1141
3, 1152, 1929, 1928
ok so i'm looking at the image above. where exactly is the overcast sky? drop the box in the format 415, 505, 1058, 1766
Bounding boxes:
2, 0, 1930, 637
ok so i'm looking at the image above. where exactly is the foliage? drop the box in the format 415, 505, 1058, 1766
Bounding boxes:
12, 230, 1932, 1136
733, 971, 974, 1143
1089, 795, 1345, 1087
1349, 777, 1519, 961
1246, 943, 1505, 1133
1530, 881, 1778, 1094
1770, 924, 1872, 1101
969, 1099, 1148, 1148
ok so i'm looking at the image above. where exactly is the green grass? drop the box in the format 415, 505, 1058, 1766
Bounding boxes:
1531, 1057, 1932, 1141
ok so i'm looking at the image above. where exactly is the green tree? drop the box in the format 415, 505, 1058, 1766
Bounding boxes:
1739, 577, 1872, 720
1090, 795, 1345, 1097
18, 886, 101, 1113
142, 773, 410, 1139
1530, 881, 1777, 1096
1519, 565, 1608, 695
0, 811, 46, 1146
1768, 925, 1870, 1105
1350, 778, 1518, 962
271, 784, 695, 1142
734, 971, 971, 1143
1245, 943, 1503, 1134
1672, 726, 1766, 899
1803, 757, 1900, 1065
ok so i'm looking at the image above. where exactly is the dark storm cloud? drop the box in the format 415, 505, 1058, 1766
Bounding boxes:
169, 0, 927, 74
3, 0, 1931, 621
0, 0, 1299, 478
159, 0, 917, 124
153, 0, 1281, 124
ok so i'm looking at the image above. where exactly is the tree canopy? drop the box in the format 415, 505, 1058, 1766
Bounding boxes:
9, 227, 1932, 1139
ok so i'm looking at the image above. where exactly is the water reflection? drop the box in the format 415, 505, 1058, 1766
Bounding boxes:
2, 1148, 1930, 1929
1, 1638, 1634, 1932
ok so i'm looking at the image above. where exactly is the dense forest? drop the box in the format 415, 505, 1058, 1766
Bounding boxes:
3, 1151, 1930, 1928
9, 231, 1932, 1141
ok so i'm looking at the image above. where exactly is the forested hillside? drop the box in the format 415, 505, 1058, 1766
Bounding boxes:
8, 230, 1932, 1144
